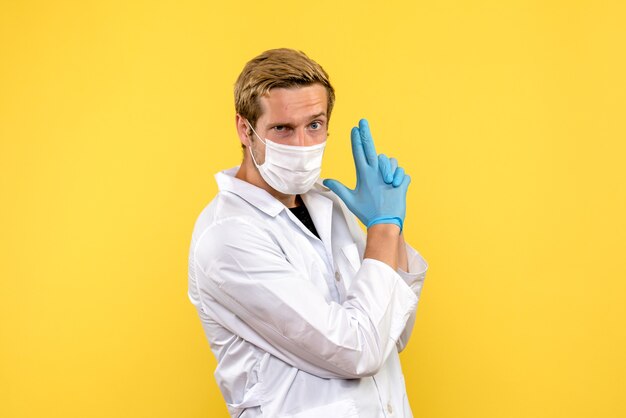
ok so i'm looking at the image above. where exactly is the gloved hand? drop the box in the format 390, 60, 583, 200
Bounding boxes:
378, 154, 406, 187
323, 119, 411, 231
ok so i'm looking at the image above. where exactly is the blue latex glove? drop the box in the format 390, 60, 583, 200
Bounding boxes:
323, 119, 411, 231
378, 154, 406, 187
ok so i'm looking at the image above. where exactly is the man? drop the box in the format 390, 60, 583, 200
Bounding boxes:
188, 48, 428, 417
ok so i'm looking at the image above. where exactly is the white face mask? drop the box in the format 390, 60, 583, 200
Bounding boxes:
245, 120, 326, 195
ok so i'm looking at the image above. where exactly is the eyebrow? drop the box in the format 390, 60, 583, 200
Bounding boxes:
309, 112, 327, 120
267, 113, 327, 127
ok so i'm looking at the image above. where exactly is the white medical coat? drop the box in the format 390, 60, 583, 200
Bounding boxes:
188, 167, 428, 417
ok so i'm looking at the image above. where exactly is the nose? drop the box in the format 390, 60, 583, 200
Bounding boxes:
295, 127, 308, 146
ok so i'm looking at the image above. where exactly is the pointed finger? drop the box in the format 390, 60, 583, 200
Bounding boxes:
358, 119, 378, 167
350, 126, 367, 173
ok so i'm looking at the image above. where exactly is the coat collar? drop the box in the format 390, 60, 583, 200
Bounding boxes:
215, 167, 285, 217
215, 166, 336, 218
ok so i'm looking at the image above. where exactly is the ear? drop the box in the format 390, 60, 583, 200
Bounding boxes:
235, 114, 251, 147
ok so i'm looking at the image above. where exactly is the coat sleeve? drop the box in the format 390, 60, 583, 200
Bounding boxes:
331, 197, 429, 354
336, 200, 429, 353
395, 244, 428, 352
192, 216, 418, 380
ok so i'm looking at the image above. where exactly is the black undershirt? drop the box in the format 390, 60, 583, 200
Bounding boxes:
289, 200, 321, 240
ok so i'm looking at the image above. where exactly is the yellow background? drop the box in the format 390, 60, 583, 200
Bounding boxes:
1, 1, 625, 417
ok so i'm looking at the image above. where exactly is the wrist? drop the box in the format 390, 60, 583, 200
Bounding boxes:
367, 223, 401, 237
365, 224, 400, 270
367, 216, 403, 231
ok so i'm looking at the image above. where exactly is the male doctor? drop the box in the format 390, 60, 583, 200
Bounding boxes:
188, 48, 428, 417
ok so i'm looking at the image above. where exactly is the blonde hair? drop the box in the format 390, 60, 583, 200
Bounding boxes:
234, 48, 335, 131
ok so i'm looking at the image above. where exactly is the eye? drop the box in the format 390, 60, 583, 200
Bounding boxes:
310, 121, 323, 130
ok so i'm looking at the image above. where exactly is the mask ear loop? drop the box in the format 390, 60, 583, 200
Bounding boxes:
244, 120, 267, 146
244, 119, 266, 167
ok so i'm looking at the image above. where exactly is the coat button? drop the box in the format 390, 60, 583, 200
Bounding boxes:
387, 402, 393, 414
334, 271, 341, 281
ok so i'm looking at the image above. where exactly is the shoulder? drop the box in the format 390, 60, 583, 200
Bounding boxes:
191, 193, 284, 273
191, 190, 280, 242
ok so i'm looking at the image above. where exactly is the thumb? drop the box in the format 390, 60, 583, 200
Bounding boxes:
323, 178, 353, 203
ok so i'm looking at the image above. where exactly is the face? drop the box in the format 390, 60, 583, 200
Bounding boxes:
238, 83, 328, 164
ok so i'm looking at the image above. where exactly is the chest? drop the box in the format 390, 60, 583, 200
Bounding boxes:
269, 208, 363, 304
